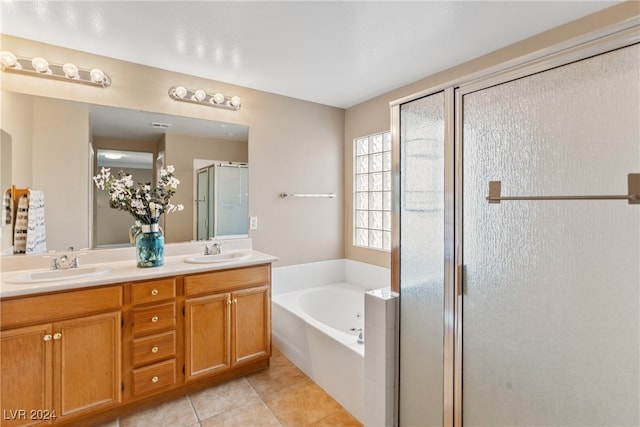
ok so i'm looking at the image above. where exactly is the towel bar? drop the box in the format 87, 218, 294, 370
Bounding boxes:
280, 193, 336, 198
487, 173, 639, 204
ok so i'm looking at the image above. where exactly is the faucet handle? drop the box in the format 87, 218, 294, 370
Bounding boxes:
43, 255, 61, 270
71, 255, 81, 268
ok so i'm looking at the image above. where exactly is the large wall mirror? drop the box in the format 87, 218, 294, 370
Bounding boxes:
1, 91, 249, 255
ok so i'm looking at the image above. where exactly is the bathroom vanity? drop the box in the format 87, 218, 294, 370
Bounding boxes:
0, 248, 276, 426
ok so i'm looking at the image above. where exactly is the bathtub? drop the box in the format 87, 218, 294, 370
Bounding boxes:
272, 282, 365, 422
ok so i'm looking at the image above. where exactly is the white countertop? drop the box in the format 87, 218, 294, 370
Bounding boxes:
1, 248, 278, 298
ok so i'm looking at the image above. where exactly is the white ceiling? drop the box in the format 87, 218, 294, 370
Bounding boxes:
0, 0, 623, 108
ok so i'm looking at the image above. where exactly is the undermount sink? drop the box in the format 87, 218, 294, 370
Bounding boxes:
184, 251, 251, 264
3, 266, 113, 284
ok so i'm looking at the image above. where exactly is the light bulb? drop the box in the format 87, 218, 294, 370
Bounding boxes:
62, 63, 79, 78
31, 57, 49, 73
0, 51, 18, 68
90, 68, 105, 83
173, 86, 187, 98
229, 96, 241, 108
211, 93, 225, 104
193, 89, 206, 102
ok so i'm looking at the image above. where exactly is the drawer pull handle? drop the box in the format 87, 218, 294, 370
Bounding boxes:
151, 376, 159, 383
151, 346, 159, 353
151, 316, 159, 323
43, 334, 52, 342
151, 289, 159, 296
53, 333, 62, 340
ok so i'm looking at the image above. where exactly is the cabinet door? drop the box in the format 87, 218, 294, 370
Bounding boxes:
232, 285, 271, 365
185, 293, 231, 380
54, 311, 121, 421
0, 324, 53, 427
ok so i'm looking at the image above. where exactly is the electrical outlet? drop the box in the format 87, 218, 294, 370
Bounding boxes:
249, 217, 258, 230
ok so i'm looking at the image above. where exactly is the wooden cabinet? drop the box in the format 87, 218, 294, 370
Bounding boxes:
0, 287, 122, 426
1, 324, 52, 427
233, 285, 271, 365
1, 262, 272, 425
184, 265, 271, 381
127, 278, 178, 398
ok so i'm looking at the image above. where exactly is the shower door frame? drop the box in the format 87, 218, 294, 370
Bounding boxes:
391, 19, 640, 427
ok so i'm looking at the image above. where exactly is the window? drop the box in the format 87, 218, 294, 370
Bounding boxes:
354, 131, 392, 251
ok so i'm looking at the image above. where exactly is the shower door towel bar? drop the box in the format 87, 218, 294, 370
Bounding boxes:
280, 193, 336, 198
487, 173, 639, 204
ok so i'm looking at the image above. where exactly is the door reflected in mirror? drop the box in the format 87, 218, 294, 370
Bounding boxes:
94, 149, 154, 248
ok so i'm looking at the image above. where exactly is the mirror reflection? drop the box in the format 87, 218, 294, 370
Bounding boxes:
1, 91, 249, 255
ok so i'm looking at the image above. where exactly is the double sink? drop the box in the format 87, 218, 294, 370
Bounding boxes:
3, 250, 252, 284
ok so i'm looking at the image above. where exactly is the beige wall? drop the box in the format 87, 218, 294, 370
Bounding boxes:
0, 35, 344, 266
343, 1, 639, 268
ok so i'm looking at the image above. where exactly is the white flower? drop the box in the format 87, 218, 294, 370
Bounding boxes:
93, 164, 182, 224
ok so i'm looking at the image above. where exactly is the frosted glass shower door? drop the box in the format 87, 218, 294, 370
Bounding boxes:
461, 44, 639, 424
214, 164, 248, 238
398, 91, 447, 426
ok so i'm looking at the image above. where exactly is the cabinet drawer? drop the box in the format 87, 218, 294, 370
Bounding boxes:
132, 303, 175, 336
131, 330, 176, 367
1, 285, 122, 329
132, 359, 176, 396
184, 264, 270, 296
131, 278, 176, 305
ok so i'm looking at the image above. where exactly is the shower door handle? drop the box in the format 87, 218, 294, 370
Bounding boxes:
456, 264, 463, 296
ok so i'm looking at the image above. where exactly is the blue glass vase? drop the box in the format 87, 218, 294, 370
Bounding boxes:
135, 223, 164, 268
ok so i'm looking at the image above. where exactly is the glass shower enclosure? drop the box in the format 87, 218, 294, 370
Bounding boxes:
196, 163, 248, 240
395, 35, 639, 425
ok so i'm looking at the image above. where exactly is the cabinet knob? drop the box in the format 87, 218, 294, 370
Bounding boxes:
233, 298, 238, 304
151, 376, 159, 383
151, 316, 159, 323
53, 333, 62, 340
151, 346, 159, 354
43, 334, 52, 341
151, 289, 159, 296
226, 298, 232, 305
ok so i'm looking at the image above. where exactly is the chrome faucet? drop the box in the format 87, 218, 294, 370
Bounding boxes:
47, 254, 81, 270
202, 242, 223, 255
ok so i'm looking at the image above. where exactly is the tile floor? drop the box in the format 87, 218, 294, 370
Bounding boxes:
97, 347, 362, 427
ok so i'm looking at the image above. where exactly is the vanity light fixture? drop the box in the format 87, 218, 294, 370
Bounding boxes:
0, 50, 111, 88
168, 86, 242, 111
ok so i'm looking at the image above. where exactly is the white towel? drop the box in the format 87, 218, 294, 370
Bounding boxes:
25, 189, 46, 254
2, 188, 12, 226
13, 194, 28, 254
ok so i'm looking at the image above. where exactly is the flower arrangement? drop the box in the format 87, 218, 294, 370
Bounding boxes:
93, 165, 184, 224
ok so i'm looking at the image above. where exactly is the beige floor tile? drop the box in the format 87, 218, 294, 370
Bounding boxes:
189, 377, 261, 421
199, 400, 282, 427
247, 353, 310, 396
308, 409, 362, 427
119, 395, 198, 427
263, 380, 343, 426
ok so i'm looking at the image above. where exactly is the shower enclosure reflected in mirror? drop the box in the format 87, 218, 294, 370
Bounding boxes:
196, 162, 248, 240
